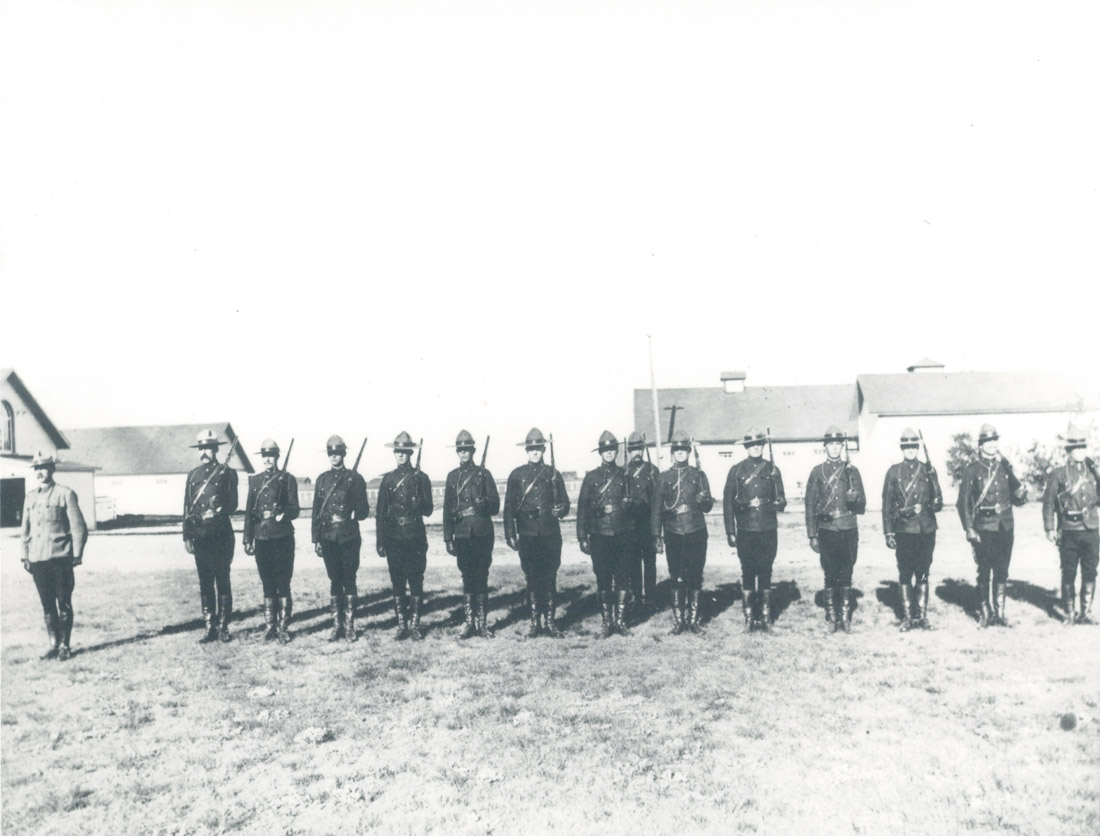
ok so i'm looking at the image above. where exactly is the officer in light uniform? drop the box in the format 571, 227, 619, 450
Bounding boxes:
957, 424, 1027, 628
503, 428, 570, 638
723, 427, 786, 632
578, 431, 636, 638
1042, 426, 1099, 625
22, 452, 87, 661
881, 429, 943, 631
624, 431, 660, 613
805, 426, 866, 633
443, 430, 500, 639
655, 430, 714, 635
377, 432, 434, 641
311, 435, 370, 642
243, 439, 300, 643
183, 429, 239, 643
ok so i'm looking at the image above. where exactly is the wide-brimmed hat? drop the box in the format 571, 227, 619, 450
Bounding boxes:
31, 451, 56, 469
900, 427, 920, 448
452, 429, 476, 450
1063, 425, 1088, 450
822, 426, 846, 443
517, 427, 547, 448
190, 429, 224, 450
626, 431, 646, 451
257, 438, 280, 456
592, 431, 619, 453
667, 429, 692, 451
741, 426, 767, 447
978, 424, 999, 445
385, 431, 419, 452
326, 435, 347, 455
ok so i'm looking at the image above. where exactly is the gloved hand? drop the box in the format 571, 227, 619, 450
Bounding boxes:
22, 558, 31, 574
244, 541, 255, 556
445, 539, 456, 556
184, 540, 194, 555
1013, 486, 1028, 501
696, 491, 710, 506
620, 496, 634, 510
474, 496, 490, 513
274, 506, 285, 522
845, 490, 860, 503
966, 528, 981, 544
654, 536, 664, 554
71, 555, 83, 567
314, 541, 324, 557
506, 534, 518, 551
579, 537, 591, 555
553, 504, 567, 519
1046, 530, 1060, 545
809, 536, 820, 554
376, 542, 386, 558
885, 533, 896, 550
727, 534, 736, 549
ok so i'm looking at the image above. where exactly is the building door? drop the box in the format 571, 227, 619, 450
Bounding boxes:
1, 477, 25, 528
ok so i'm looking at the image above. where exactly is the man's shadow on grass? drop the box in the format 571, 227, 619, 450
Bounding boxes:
699, 580, 801, 626
935, 578, 980, 623
875, 581, 904, 620
1005, 580, 1064, 621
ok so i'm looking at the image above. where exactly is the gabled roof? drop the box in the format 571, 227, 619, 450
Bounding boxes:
0, 368, 69, 450
634, 384, 859, 444
857, 371, 1100, 416
906, 356, 944, 371
61, 423, 254, 475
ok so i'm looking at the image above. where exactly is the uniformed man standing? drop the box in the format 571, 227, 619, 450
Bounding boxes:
957, 424, 1027, 628
723, 427, 786, 632
655, 430, 714, 635
377, 432, 433, 641
503, 428, 570, 638
243, 439, 300, 643
22, 452, 87, 660
625, 431, 660, 614
443, 430, 500, 639
578, 431, 636, 638
1042, 426, 1099, 626
311, 435, 370, 642
183, 429, 240, 643
881, 429, 943, 631
805, 426, 866, 633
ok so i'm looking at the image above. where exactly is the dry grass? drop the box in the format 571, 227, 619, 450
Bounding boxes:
2, 504, 1098, 835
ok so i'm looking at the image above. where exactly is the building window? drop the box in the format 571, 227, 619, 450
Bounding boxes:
0, 401, 12, 453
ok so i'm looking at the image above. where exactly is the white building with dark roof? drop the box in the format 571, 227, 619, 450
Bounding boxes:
1, 369, 99, 528
63, 423, 253, 519
636, 365, 1100, 504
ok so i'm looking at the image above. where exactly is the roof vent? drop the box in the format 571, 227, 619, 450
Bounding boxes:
907, 357, 944, 373
721, 371, 747, 394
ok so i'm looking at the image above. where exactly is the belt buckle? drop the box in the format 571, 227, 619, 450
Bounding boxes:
330, 514, 346, 523
262, 510, 273, 520
674, 504, 689, 515
603, 504, 615, 514
460, 507, 476, 517
202, 510, 215, 520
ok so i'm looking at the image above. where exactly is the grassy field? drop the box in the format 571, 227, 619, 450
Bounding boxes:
2, 504, 1098, 835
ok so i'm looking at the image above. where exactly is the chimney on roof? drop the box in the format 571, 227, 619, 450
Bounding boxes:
721, 370, 747, 394
907, 357, 945, 373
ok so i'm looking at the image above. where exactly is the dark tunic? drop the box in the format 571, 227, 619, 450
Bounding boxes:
311, 467, 370, 544
881, 459, 942, 536
805, 459, 865, 538
244, 470, 301, 543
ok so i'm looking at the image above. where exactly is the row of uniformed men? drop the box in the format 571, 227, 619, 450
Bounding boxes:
20, 422, 1098, 658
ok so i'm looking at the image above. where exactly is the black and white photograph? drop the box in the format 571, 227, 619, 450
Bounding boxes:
1, 0, 1098, 833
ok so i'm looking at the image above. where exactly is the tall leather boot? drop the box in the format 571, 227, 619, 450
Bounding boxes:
898, 585, 913, 632
916, 582, 932, 630
393, 596, 409, 641
993, 583, 1009, 627
329, 595, 345, 641
262, 598, 278, 641
544, 592, 564, 638
57, 604, 73, 661
687, 588, 703, 635
615, 589, 633, 636
759, 588, 772, 633
344, 594, 358, 643
838, 588, 852, 633
277, 596, 292, 644
741, 589, 754, 633
459, 594, 477, 639
1061, 584, 1077, 627
199, 596, 218, 644
41, 611, 61, 660
822, 588, 837, 633
526, 589, 541, 639
1079, 582, 1096, 625
669, 585, 684, 635
408, 596, 423, 641
977, 583, 992, 629
476, 594, 492, 638
217, 595, 233, 642
599, 591, 615, 639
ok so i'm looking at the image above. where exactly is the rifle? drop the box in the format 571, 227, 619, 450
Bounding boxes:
841, 435, 856, 493
413, 437, 424, 503
766, 426, 777, 476
352, 437, 367, 473
550, 432, 562, 509
480, 436, 490, 498
691, 437, 702, 470
918, 430, 933, 472
282, 438, 295, 473
622, 431, 632, 502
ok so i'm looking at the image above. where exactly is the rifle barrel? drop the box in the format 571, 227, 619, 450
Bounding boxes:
282, 438, 295, 473
352, 437, 368, 473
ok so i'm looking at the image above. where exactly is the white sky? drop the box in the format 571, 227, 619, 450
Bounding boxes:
1, 0, 1097, 479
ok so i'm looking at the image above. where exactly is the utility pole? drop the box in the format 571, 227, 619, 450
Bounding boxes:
647, 335, 664, 469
